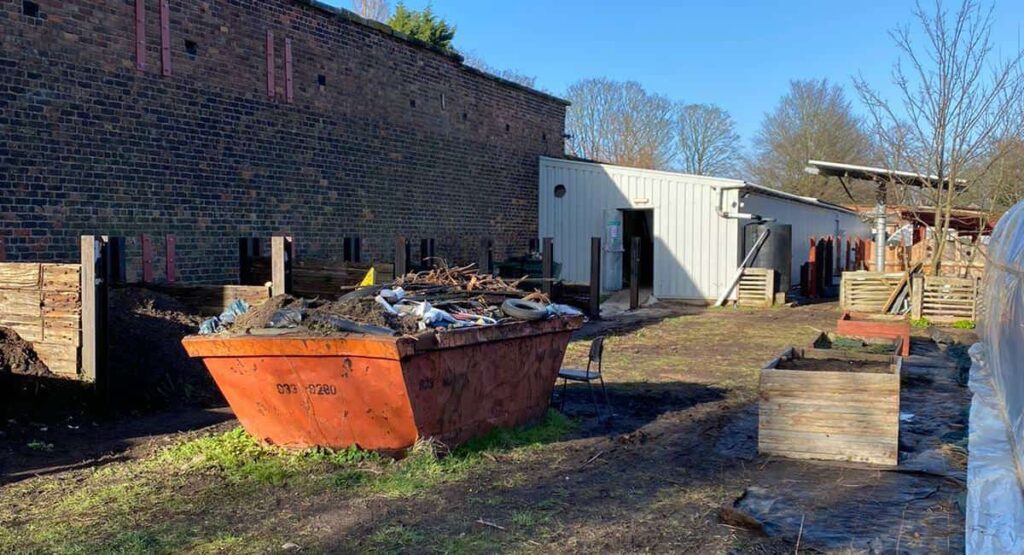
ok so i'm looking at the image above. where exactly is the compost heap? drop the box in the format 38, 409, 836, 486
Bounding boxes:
211, 263, 582, 337
0, 326, 51, 376
108, 287, 218, 407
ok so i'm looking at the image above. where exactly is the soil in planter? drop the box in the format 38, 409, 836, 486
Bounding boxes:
776, 357, 892, 374
813, 335, 896, 355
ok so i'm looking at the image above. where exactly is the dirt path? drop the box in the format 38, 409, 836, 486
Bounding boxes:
0, 302, 970, 553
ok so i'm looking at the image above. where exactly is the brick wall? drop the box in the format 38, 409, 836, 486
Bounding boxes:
0, 0, 566, 282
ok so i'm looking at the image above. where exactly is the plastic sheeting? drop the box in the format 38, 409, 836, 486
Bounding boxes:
968, 199, 1024, 553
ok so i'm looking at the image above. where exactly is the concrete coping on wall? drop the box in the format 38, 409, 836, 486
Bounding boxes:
296, 0, 571, 107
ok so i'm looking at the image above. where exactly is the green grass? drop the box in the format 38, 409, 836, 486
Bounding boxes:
952, 319, 976, 329
0, 411, 575, 554
367, 524, 425, 553
910, 317, 931, 328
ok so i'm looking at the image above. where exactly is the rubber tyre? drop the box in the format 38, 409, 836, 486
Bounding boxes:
501, 299, 548, 321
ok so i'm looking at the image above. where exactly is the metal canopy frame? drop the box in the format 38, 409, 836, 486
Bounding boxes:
804, 160, 965, 272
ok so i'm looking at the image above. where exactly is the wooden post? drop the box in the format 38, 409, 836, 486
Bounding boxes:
807, 237, 817, 298
589, 237, 601, 318
165, 234, 176, 283
0, 236, 5, 262
910, 275, 924, 320
541, 237, 553, 296
478, 238, 493, 275
395, 237, 408, 277
141, 234, 154, 283
238, 237, 258, 285
80, 236, 109, 387
629, 236, 640, 310
107, 236, 127, 284
271, 236, 291, 296
420, 238, 435, 269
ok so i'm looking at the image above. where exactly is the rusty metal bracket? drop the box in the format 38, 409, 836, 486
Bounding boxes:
266, 30, 275, 98
160, 0, 171, 76
135, 0, 146, 70
285, 37, 294, 103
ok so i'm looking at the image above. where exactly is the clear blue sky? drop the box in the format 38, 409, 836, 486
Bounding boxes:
326, 1, 1024, 149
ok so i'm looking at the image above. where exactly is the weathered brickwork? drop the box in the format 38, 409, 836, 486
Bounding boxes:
0, 0, 566, 281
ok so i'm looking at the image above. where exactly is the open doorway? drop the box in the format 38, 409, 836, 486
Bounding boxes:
621, 209, 654, 290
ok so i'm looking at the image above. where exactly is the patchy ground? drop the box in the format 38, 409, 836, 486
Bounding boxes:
0, 302, 969, 553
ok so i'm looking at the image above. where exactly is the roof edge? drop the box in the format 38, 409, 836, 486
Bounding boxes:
540, 156, 748, 186
296, 0, 570, 106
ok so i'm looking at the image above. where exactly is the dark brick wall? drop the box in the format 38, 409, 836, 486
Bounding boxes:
0, 0, 566, 282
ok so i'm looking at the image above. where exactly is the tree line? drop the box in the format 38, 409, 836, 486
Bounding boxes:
566, 1, 1024, 216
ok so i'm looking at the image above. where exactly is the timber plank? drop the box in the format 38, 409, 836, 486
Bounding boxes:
0, 263, 41, 288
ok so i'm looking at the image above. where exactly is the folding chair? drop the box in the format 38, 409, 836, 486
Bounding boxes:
557, 336, 612, 417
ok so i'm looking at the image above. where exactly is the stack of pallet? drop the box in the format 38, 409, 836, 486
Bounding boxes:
0, 263, 81, 377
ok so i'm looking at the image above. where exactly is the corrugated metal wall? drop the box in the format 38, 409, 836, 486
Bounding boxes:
539, 157, 741, 300
741, 192, 871, 286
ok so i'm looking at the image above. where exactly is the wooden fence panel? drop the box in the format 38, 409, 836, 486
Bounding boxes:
840, 272, 904, 313
0, 262, 82, 377
917, 276, 979, 322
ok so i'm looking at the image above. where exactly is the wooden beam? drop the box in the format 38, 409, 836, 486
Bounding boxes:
271, 236, 291, 296
478, 238, 493, 275
629, 236, 640, 310
141, 234, 154, 283
80, 236, 108, 385
541, 237, 553, 296
165, 234, 176, 283
394, 237, 408, 277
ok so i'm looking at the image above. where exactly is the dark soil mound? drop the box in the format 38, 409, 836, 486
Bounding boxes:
108, 287, 219, 409
0, 327, 51, 376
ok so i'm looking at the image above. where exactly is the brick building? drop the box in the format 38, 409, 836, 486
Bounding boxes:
0, 0, 567, 281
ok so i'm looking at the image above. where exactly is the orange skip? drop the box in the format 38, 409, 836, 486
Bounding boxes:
182, 316, 582, 451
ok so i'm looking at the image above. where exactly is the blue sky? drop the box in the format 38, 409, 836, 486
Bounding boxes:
326, 1, 1024, 149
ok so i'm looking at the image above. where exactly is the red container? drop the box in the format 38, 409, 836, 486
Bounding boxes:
182, 316, 582, 451
836, 312, 911, 356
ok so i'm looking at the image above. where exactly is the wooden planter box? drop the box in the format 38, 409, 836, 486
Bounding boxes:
759, 347, 901, 466
836, 312, 910, 356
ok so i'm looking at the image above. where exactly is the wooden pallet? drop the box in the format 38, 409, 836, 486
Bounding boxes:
0, 263, 82, 377
737, 268, 775, 308
911, 275, 979, 322
839, 272, 904, 313
759, 347, 901, 466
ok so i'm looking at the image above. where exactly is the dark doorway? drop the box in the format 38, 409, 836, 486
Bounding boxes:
621, 209, 654, 289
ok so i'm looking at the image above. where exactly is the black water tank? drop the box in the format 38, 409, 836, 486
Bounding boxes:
744, 222, 792, 293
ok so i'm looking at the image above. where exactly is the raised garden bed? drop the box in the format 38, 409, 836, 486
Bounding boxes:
759, 347, 901, 466
836, 312, 911, 356
808, 331, 904, 361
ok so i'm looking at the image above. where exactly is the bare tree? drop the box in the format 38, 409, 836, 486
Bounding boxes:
984, 135, 1024, 210
748, 79, 875, 201
461, 53, 537, 89
352, 0, 389, 22
854, 0, 1024, 273
675, 103, 741, 176
565, 78, 675, 170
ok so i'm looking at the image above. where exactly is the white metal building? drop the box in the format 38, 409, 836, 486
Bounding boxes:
538, 157, 871, 302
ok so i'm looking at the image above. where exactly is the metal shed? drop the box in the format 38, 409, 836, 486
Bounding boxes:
538, 157, 871, 302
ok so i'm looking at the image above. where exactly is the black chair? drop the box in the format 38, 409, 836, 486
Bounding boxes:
558, 336, 612, 417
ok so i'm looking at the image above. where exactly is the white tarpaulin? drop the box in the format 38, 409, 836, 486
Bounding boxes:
968, 199, 1024, 553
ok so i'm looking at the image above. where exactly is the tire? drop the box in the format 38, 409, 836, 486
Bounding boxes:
501, 299, 548, 321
